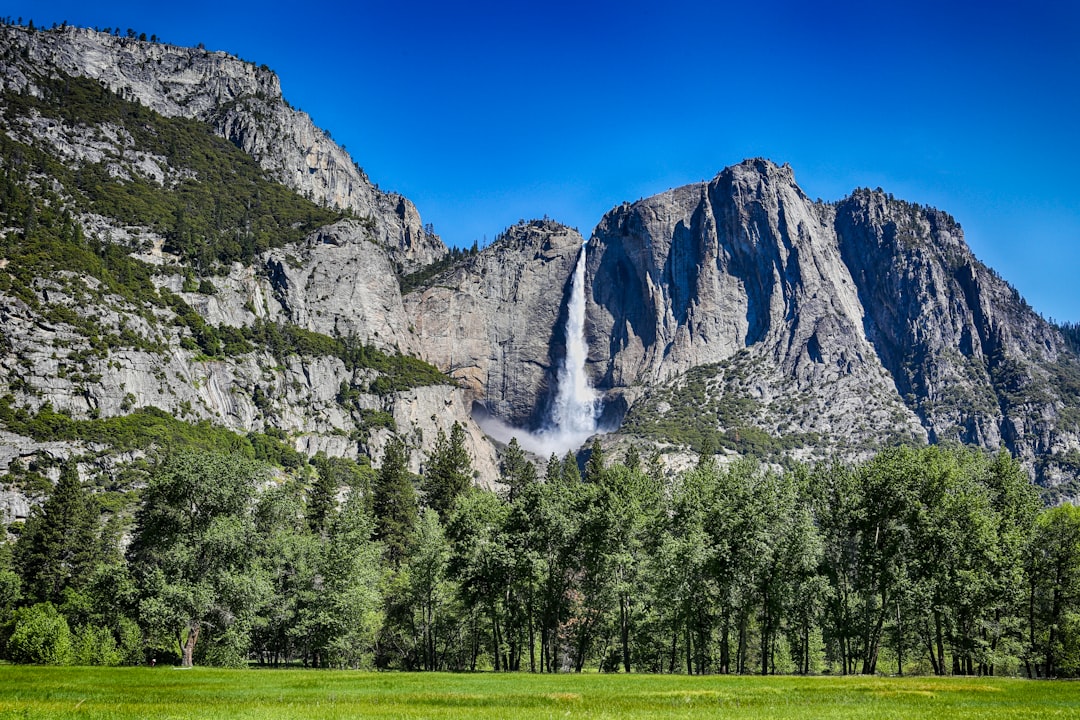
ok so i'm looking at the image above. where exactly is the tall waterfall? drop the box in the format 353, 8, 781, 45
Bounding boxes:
476, 243, 601, 456
549, 244, 600, 438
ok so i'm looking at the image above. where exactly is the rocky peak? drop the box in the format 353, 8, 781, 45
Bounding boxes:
591, 159, 1079, 487
0, 25, 279, 118
588, 157, 872, 385
0, 24, 445, 272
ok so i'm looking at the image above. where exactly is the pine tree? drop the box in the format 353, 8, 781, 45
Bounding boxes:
373, 437, 418, 567
584, 438, 606, 484
423, 423, 473, 517
561, 452, 581, 485
499, 437, 536, 503
14, 461, 100, 604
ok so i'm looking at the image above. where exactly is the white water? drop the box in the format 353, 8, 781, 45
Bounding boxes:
477, 244, 602, 457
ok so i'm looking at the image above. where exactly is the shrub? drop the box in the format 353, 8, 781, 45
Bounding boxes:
4, 602, 74, 664
72, 623, 122, 666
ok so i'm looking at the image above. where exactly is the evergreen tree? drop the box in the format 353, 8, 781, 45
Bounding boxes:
584, 437, 606, 484
561, 452, 581, 485
373, 437, 418, 567
14, 461, 99, 605
309, 454, 373, 536
423, 423, 473, 517
499, 438, 531, 503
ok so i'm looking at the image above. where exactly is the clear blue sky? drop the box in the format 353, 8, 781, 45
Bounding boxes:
9, 1, 1080, 321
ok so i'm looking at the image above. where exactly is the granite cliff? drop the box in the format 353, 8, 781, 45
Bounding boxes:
0, 24, 497, 522
0, 24, 1077, 518
404, 220, 586, 429
585, 160, 1080, 491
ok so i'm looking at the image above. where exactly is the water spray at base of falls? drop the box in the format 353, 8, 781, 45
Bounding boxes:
477, 244, 603, 457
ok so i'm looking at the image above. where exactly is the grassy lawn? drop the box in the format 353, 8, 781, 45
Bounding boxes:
0, 667, 1077, 719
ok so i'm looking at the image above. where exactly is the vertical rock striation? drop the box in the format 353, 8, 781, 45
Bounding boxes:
587, 159, 1079, 485
404, 220, 585, 429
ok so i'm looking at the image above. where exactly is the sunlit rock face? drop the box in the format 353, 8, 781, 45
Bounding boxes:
404, 219, 587, 430
0, 24, 445, 273
587, 159, 1080, 487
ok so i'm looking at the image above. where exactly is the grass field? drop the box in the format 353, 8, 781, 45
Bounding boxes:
1, 667, 1078, 719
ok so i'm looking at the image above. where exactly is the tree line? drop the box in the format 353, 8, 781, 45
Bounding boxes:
1, 429, 1079, 677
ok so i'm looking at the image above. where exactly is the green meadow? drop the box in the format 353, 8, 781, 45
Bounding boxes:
1, 668, 1078, 719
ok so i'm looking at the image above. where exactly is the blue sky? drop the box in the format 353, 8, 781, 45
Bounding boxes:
8, 1, 1080, 321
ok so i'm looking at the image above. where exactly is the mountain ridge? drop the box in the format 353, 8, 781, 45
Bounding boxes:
0, 24, 1076, 515
581, 158, 1079, 490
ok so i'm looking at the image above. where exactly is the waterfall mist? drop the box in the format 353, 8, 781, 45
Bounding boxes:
477, 244, 602, 457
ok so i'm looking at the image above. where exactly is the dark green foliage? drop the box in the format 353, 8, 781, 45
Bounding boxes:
13, 462, 100, 605
1054, 321, 1080, 356
248, 428, 304, 469
308, 454, 374, 534
1026, 504, 1080, 677
242, 320, 450, 393
584, 437, 606, 484
398, 243, 480, 293
128, 449, 267, 666
498, 438, 535, 504
373, 437, 418, 567
1, 73, 340, 269
0, 398, 298, 464
422, 423, 473, 518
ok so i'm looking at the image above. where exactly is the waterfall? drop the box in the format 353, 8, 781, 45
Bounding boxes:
548, 244, 599, 437
476, 243, 601, 456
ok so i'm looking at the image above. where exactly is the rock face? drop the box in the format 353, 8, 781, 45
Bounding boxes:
0, 24, 497, 496
589, 160, 925, 458
591, 160, 873, 383
0, 25, 1077, 503
0, 24, 444, 272
404, 220, 585, 428
834, 190, 1076, 470
261, 220, 421, 354
587, 159, 1080, 486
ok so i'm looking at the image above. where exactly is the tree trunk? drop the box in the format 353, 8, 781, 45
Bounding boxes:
528, 595, 536, 673
737, 614, 747, 675
1048, 577, 1062, 678
181, 622, 200, 668
895, 601, 903, 677
935, 611, 946, 676
1027, 573, 1037, 678
620, 593, 631, 673
470, 614, 480, 672
669, 616, 678, 674
761, 588, 770, 676
924, 619, 941, 676
803, 619, 811, 675
720, 611, 730, 675
685, 618, 693, 675
541, 627, 548, 673
491, 611, 501, 672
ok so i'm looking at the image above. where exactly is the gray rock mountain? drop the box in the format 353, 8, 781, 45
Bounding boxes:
0, 25, 1077, 513
586, 159, 1080, 490
404, 220, 586, 428
0, 24, 444, 272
